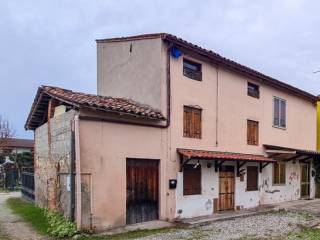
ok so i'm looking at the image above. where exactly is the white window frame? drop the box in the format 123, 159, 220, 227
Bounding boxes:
273, 96, 286, 129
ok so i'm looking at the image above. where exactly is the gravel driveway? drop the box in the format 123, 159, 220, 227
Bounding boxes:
0, 191, 49, 240
138, 212, 312, 240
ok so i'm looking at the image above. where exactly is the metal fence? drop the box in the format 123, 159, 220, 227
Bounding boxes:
21, 171, 35, 202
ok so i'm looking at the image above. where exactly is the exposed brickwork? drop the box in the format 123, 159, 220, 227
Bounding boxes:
34, 110, 76, 217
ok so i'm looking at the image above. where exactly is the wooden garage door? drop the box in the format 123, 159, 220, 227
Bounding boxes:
126, 159, 159, 224
218, 166, 235, 211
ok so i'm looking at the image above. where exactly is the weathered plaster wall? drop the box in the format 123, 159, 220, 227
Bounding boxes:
175, 160, 316, 219
78, 119, 171, 230
169, 53, 317, 157
176, 161, 218, 219
97, 37, 168, 116
34, 110, 75, 217
169, 50, 317, 218
260, 162, 315, 204
175, 161, 262, 219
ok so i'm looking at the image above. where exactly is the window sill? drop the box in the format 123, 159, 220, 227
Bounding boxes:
247, 94, 260, 99
273, 125, 286, 130
183, 194, 202, 196
272, 184, 286, 186
183, 136, 202, 139
246, 189, 259, 192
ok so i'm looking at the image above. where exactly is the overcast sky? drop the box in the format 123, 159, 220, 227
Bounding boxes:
1, 0, 319, 139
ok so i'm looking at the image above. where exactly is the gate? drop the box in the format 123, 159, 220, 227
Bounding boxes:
21, 171, 35, 202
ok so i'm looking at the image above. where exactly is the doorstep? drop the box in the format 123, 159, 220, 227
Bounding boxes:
175, 205, 275, 227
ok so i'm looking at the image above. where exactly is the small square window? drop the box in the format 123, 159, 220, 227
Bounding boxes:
183, 58, 202, 81
248, 82, 260, 98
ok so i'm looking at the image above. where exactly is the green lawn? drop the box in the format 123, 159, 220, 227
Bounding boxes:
6, 197, 49, 235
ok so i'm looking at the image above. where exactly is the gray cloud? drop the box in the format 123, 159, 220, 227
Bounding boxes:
0, 0, 319, 138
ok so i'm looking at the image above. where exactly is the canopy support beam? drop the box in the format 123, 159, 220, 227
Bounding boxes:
215, 160, 225, 172
236, 161, 246, 177
259, 162, 270, 173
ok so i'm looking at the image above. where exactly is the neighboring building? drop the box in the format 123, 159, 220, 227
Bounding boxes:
25, 33, 320, 231
0, 138, 34, 155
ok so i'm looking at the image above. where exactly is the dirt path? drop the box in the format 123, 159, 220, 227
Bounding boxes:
0, 192, 49, 240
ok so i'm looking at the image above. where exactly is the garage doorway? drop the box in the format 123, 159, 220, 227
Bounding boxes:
126, 159, 159, 224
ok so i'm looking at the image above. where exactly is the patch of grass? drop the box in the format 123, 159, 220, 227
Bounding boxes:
6, 197, 49, 235
80, 228, 176, 240
0, 188, 20, 193
288, 227, 320, 240
0, 188, 10, 193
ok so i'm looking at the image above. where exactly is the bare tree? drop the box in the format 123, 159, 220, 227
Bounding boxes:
0, 115, 15, 155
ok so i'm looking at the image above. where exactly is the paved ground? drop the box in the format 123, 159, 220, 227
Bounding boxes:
275, 199, 320, 216
136, 212, 314, 240
0, 192, 49, 240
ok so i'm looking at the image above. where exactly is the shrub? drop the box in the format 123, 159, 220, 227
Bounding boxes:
44, 210, 76, 238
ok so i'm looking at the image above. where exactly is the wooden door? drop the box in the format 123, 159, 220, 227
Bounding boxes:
301, 163, 310, 198
219, 166, 235, 211
126, 159, 159, 224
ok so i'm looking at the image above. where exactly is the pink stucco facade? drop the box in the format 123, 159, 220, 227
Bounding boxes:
31, 34, 318, 231
71, 35, 317, 230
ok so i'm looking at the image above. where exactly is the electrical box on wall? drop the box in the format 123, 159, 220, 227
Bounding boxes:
169, 179, 177, 189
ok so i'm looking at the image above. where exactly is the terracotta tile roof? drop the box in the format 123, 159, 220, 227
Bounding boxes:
264, 144, 320, 156
25, 86, 165, 130
97, 33, 317, 103
177, 148, 275, 162
0, 138, 34, 149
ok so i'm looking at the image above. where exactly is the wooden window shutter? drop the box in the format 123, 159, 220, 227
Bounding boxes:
193, 109, 201, 139
183, 110, 188, 137
183, 106, 202, 139
247, 166, 258, 191
247, 120, 258, 145
280, 163, 286, 184
273, 162, 286, 184
183, 164, 201, 195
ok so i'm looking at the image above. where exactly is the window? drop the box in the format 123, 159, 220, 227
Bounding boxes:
247, 82, 260, 98
247, 166, 258, 191
183, 106, 202, 139
273, 97, 286, 128
273, 162, 286, 185
183, 58, 202, 81
183, 164, 201, 195
247, 120, 259, 145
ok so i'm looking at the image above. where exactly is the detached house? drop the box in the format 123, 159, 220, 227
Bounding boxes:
25, 33, 320, 231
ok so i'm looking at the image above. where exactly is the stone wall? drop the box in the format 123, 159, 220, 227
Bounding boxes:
34, 110, 76, 218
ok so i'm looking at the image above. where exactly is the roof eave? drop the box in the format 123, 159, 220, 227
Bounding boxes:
162, 34, 317, 103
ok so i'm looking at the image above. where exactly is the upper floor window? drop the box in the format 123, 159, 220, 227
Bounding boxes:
183, 106, 202, 139
247, 82, 260, 98
273, 97, 286, 128
183, 58, 202, 81
247, 120, 259, 145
